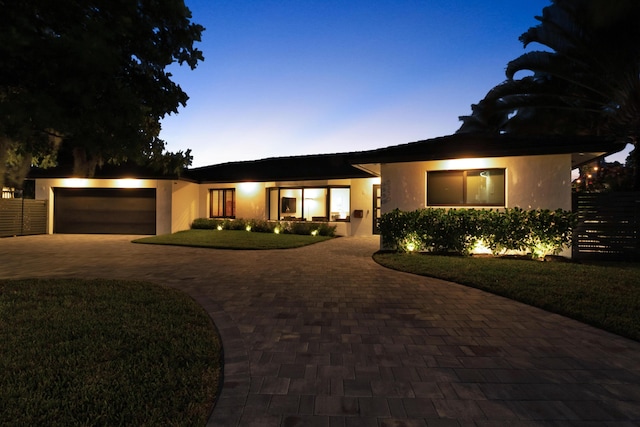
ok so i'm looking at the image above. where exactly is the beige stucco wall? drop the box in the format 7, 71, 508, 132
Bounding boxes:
380, 154, 572, 214
197, 177, 381, 236
197, 181, 268, 220
34, 177, 175, 235
170, 180, 200, 234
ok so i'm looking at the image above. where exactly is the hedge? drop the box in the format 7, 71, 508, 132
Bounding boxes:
378, 207, 577, 258
191, 218, 337, 237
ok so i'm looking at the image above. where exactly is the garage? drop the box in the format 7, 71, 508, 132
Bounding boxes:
54, 188, 156, 234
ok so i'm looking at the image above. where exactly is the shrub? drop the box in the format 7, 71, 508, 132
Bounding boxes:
379, 208, 577, 258
289, 221, 317, 236
248, 219, 276, 233
191, 218, 223, 230
190, 218, 336, 237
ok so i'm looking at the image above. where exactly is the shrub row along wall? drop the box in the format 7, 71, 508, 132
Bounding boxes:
379, 208, 576, 258
191, 218, 337, 236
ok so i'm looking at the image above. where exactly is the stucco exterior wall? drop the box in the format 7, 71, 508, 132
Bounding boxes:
170, 180, 200, 234
197, 177, 380, 236
349, 177, 378, 236
380, 154, 572, 214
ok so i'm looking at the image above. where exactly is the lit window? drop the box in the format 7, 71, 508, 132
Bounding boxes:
210, 189, 235, 218
268, 187, 350, 221
329, 188, 350, 221
427, 169, 505, 206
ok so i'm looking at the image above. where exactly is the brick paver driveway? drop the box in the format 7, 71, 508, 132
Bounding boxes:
1, 234, 639, 426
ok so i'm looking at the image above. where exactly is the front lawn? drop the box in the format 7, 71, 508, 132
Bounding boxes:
133, 229, 333, 249
373, 253, 640, 341
0, 278, 221, 425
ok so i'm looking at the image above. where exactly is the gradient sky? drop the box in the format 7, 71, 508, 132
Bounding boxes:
160, 0, 630, 168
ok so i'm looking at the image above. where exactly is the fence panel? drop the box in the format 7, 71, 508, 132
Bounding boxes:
0, 199, 48, 237
572, 192, 640, 261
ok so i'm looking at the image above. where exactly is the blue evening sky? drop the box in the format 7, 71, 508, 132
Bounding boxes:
160, 0, 630, 167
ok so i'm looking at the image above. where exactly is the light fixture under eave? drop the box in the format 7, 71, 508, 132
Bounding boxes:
239, 182, 259, 194
441, 158, 489, 170
113, 178, 144, 188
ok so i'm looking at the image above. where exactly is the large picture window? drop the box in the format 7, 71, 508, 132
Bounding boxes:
427, 169, 505, 206
268, 187, 350, 221
210, 188, 235, 218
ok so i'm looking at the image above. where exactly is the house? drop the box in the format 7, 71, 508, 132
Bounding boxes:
350, 134, 626, 215
30, 134, 625, 239
31, 153, 381, 237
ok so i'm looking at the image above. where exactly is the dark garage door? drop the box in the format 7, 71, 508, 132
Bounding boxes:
54, 188, 156, 234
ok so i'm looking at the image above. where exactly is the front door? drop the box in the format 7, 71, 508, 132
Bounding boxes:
372, 184, 381, 234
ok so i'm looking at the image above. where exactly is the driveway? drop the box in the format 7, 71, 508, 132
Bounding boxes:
1, 234, 639, 426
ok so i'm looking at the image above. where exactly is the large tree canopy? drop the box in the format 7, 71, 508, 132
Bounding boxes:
0, 0, 204, 188
457, 0, 640, 188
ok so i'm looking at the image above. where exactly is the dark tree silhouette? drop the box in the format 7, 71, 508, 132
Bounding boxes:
458, 0, 640, 188
0, 0, 203, 188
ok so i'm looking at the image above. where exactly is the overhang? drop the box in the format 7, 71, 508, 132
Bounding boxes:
349, 134, 627, 170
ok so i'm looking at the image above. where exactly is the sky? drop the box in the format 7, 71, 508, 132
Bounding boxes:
160, 0, 631, 168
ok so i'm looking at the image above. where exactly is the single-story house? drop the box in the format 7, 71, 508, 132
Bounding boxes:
30, 153, 381, 237
30, 134, 625, 240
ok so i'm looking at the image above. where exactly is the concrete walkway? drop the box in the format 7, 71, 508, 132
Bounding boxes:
1, 234, 639, 426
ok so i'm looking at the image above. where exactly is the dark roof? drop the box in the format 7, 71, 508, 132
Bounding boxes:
28, 162, 184, 180
28, 134, 627, 183
185, 152, 376, 183
350, 134, 627, 167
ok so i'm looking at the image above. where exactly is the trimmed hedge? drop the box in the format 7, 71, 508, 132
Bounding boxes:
379, 208, 577, 258
191, 218, 337, 237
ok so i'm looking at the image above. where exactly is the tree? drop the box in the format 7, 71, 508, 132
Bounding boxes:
0, 0, 204, 189
457, 0, 640, 189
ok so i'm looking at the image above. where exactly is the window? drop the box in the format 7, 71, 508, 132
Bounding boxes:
329, 188, 350, 221
427, 169, 505, 206
210, 189, 235, 218
268, 187, 350, 221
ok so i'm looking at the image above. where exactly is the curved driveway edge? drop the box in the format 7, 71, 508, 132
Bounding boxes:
1, 234, 639, 426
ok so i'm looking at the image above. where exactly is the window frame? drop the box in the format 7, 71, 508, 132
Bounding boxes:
209, 188, 236, 218
426, 168, 506, 207
267, 186, 351, 222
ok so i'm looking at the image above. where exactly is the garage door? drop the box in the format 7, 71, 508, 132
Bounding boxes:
54, 188, 156, 234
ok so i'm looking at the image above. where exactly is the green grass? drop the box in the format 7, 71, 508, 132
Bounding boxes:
133, 229, 333, 249
373, 253, 640, 341
0, 278, 221, 426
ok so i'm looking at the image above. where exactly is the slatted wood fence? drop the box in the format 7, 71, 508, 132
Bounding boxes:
572, 192, 639, 261
0, 199, 48, 237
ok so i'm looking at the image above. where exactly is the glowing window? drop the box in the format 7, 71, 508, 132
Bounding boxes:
267, 187, 350, 221
427, 169, 505, 206
210, 188, 235, 218
329, 188, 350, 221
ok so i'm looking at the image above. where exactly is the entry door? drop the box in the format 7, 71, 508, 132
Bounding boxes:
372, 184, 381, 234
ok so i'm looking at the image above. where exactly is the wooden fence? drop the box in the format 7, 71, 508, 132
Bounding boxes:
0, 199, 48, 237
572, 192, 640, 261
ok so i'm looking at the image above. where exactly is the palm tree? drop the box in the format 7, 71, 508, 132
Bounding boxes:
458, 0, 640, 188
